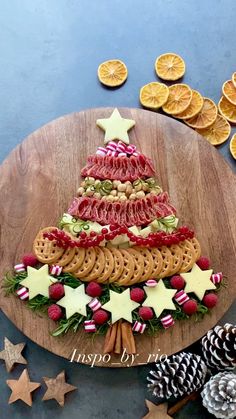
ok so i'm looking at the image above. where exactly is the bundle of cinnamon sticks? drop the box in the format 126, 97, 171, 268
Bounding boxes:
103, 320, 136, 354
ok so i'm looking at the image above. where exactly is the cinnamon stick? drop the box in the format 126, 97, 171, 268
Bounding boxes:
103, 322, 118, 354
114, 320, 122, 354
121, 322, 136, 354
168, 391, 199, 416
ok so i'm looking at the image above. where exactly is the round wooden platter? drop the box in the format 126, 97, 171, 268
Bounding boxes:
0, 107, 235, 368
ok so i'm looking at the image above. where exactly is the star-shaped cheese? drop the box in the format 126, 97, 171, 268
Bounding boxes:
57, 284, 92, 319
20, 265, 56, 300
102, 289, 140, 324
96, 108, 135, 144
143, 280, 176, 318
182, 263, 215, 300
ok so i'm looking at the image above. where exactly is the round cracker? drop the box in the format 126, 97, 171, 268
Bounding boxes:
158, 246, 173, 278
116, 249, 135, 285
82, 247, 105, 281
125, 248, 145, 285
97, 248, 114, 283
108, 248, 124, 283
55, 247, 76, 267
33, 227, 64, 264
132, 247, 154, 282
179, 240, 196, 273
150, 247, 163, 277
189, 237, 201, 261
63, 247, 86, 273
168, 244, 183, 276
73, 247, 97, 278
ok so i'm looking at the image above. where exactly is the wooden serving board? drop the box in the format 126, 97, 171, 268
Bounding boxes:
0, 108, 235, 368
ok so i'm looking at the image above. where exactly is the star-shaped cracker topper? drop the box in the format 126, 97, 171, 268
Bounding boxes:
57, 284, 92, 319
142, 400, 172, 419
182, 263, 215, 300
20, 264, 56, 300
0, 337, 27, 372
143, 279, 176, 318
6, 369, 41, 406
42, 370, 77, 407
96, 108, 135, 144
102, 289, 140, 324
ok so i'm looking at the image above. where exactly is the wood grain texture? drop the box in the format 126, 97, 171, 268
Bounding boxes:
0, 108, 235, 367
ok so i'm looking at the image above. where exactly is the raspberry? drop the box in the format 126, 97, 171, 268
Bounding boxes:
22, 253, 38, 267
203, 293, 218, 308
86, 282, 102, 297
92, 309, 109, 325
182, 300, 198, 315
196, 256, 211, 270
170, 275, 185, 290
139, 307, 154, 321
49, 283, 65, 300
48, 304, 63, 321
130, 288, 145, 303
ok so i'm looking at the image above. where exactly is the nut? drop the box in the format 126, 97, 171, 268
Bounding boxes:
125, 184, 133, 196
117, 183, 127, 192
77, 187, 85, 196
94, 192, 101, 199
129, 193, 136, 200
119, 195, 128, 201
136, 191, 145, 199
110, 190, 117, 196
113, 180, 121, 188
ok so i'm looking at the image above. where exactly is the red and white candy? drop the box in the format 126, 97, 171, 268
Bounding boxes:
161, 314, 175, 329
211, 272, 223, 285
16, 287, 29, 300
96, 147, 107, 156
14, 263, 26, 273
50, 265, 62, 276
132, 321, 146, 334
118, 152, 127, 157
116, 141, 126, 153
88, 298, 102, 312
84, 320, 96, 333
174, 290, 190, 305
106, 150, 117, 157
145, 279, 157, 287
106, 141, 117, 151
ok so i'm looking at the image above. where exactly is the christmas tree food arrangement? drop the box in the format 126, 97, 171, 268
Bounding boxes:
3, 109, 226, 355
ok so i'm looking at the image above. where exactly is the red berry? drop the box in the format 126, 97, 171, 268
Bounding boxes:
170, 275, 185, 290
97, 234, 105, 241
90, 231, 97, 237
110, 224, 118, 231
130, 288, 145, 303
182, 300, 198, 315
22, 253, 38, 267
139, 307, 154, 321
203, 293, 218, 308
196, 256, 211, 270
120, 226, 127, 234
80, 231, 87, 239
101, 228, 108, 234
48, 304, 63, 321
49, 283, 65, 300
86, 282, 102, 298
92, 309, 109, 325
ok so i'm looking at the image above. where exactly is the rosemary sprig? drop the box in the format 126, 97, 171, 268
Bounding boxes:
27, 295, 52, 312
52, 313, 85, 337
2, 271, 27, 295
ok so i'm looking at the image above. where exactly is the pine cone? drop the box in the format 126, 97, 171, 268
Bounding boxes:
201, 323, 236, 371
201, 371, 236, 418
147, 352, 207, 399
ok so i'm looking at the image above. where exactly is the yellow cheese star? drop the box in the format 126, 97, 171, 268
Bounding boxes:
20, 265, 56, 300
143, 280, 176, 318
96, 108, 135, 144
57, 284, 92, 319
182, 263, 215, 300
102, 289, 140, 324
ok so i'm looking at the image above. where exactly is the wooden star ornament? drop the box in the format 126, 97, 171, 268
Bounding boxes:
96, 108, 135, 144
142, 400, 172, 419
0, 337, 27, 372
6, 369, 41, 406
42, 370, 77, 406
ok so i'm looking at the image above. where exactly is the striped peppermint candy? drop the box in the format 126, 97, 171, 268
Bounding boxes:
116, 141, 126, 152
161, 314, 175, 329
145, 279, 158, 287
126, 144, 136, 154
96, 146, 107, 156
174, 290, 190, 305
88, 298, 102, 312
84, 320, 96, 333
14, 263, 26, 273
16, 287, 29, 300
50, 265, 63, 276
211, 272, 223, 284
106, 150, 117, 156
133, 151, 140, 156
118, 152, 127, 157
106, 141, 117, 151
132, 321, 146, 334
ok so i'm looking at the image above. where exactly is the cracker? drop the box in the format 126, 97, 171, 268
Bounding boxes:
55, 247, 76, 267
168, 244, 183, 276
158, 246, 173, 278
150, 247, 163, 277
33, 227, 64, 264
133, 247, 154, 282
97, 248, 114, 283
189, 237, 201, 261
179, 240, 196, 273
63, 247, 86, 273
125, 248, 145, 285
82, 247, 105, 281
116, 249, 135, 285
73, 247, 97, 278
108, 248, 124, 283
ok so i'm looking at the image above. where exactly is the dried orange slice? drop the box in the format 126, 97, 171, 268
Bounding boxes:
139, 82, 169, 110
173, 90, 203, 119
162, 84, 192, 115
222, 80, 236, 105
218, 96, 236, 124
97, 59, 128, 87
232, 72, 236, 88
196, 114, 231, 146
155, 53, 185, 81
184, 98, 217, 129
230, 133, 236, 159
